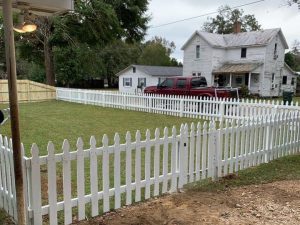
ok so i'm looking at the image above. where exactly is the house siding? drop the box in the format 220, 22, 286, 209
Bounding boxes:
119, 68, 159, 93
261, 33, 286, 97
183, 35, 213, 85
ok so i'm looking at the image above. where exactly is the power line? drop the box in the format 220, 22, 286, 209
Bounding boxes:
149, 0, 265, 29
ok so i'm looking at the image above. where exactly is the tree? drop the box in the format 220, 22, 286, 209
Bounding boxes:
285, 40, 300, 71
203, 5, 261, 34
288, 0, 300, 9
138, 37, 181, 67
16, 0, 150, 87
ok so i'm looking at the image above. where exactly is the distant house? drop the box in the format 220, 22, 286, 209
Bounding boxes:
117, 65, 183, 93
182, 23, 297, 97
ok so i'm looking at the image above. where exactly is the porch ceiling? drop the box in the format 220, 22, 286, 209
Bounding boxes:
213, 63, 263, 74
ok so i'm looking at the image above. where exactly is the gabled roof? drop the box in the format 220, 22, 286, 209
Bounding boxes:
181, 28, 289, 50
116, 65, 183, 77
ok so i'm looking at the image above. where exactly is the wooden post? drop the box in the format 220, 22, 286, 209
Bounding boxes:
229, 73, 232, 87
2, 1, 25, 224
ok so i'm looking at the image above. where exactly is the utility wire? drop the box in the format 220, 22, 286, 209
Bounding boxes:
149, 0, 265, 29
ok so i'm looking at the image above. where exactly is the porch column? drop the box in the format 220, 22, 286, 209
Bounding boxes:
229, 73, 232, 87
248, 73, 252, 90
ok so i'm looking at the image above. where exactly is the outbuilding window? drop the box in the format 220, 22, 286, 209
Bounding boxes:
282, 76, 287, 85
241, 48, 247, 58
123, 78, 132, 87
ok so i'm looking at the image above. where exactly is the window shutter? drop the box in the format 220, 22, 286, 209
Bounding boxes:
123, 78, 125, 87
130, 78, 132, 87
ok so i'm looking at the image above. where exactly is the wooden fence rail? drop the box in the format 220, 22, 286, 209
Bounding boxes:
1, 112, 299, 224
0, 80, 56, 103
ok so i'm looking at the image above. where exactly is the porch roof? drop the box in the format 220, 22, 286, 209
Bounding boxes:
213, 63, 263, 74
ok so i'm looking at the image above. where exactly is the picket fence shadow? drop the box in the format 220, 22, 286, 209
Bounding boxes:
1, 111, 299, 224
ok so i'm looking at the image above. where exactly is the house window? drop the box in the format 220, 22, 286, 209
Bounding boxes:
123, 78, 132, 87
235, 76, 243, 85
291, 78, 295, 85
133, 67, 136, 73
196, 45, 200, 59
241, 48, 247, 58
192, 72, 196, 77
274, 43, 278, 59
282, 76, 287, 85
176, 79, 187, 89
158, 77, 166, 84
138, 78, 146, 87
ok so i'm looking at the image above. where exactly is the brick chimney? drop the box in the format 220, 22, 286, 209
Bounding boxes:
233, 21, 242, 34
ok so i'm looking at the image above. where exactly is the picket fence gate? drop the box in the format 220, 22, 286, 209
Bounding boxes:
56, 88, 300, 121
1, 110, 300, 224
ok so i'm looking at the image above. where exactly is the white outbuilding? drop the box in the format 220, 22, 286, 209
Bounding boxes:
117, 65, 183, 93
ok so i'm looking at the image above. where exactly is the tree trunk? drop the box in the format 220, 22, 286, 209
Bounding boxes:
44, 38, 55, 86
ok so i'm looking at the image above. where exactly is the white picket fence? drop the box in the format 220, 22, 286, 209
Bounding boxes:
0, 136, 17, 221
2, 111, 296, 224
56, 88, 300, 120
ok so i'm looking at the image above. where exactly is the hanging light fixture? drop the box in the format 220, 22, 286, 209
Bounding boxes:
13, 8, 37, 33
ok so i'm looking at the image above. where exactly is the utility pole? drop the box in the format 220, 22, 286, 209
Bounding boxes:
2, 0, 25, 224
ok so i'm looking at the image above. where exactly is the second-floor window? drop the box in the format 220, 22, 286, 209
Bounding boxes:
241, 48, 247, 58
274, 43, 278, 59
196, 45, 200, 59
133, 67, 136, 73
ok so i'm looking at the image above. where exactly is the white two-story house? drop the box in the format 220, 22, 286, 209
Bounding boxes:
182, 24, 297, 97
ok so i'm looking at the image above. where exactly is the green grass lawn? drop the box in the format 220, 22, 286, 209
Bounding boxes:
0, 100, 201, 156
187, 154, 300, 192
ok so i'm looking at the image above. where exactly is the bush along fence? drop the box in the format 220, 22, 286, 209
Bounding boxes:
56, 88, 300, 120
1, 111, 300, 224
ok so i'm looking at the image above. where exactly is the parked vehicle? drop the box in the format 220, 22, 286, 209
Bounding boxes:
144, 76, 239, 98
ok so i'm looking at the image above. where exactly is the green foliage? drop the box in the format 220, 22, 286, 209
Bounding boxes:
203, 5, 261, 34
239, 85, 250, 98
27, 63, 46, 83
285, 40, 300, 71
138, 36, 181, 66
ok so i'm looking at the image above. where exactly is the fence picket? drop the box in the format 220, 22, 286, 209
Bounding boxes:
47, 142, 58, 225
144, 130, 151, 199
31, 144, 42, 225
125, 132, 132, 205
76, 138, 85, 221
135, 131, 142, 202
114, 134, 121, 209
62, 140, 72, 225
162, 127, 169, 194
154, 128, 160, 196
90, 136, 98, 216
102, 135, 110, 213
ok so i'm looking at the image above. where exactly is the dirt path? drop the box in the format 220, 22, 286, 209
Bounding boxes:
75, 180, 300, 225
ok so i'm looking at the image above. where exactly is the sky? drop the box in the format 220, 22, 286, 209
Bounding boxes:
145, 0, 300, 62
